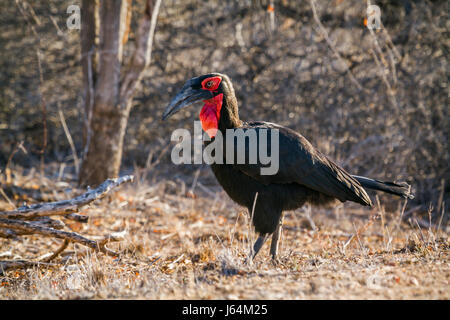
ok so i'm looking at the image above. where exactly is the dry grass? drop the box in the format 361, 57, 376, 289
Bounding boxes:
1, 0, 448, 301
0, 166, 448, 299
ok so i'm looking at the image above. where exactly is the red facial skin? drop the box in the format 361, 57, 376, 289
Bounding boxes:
201, 76, 221, 91
200, 93, 223, 138
199, 76, 222, 138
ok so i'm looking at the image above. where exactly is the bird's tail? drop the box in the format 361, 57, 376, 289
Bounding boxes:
352, 175, 414, 200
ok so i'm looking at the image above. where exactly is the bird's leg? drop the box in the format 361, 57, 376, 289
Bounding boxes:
270, 214, 284, 261
251, 234, 268, 260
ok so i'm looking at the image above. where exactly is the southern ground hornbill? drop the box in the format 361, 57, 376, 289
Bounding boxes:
162, 73, 414, 261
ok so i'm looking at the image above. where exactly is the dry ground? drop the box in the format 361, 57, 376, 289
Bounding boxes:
0, 166, 448, 300
1, 0, 448, 301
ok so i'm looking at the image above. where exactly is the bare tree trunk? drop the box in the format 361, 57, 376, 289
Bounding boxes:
79, 0, 161, 187
79, 0, 124, 186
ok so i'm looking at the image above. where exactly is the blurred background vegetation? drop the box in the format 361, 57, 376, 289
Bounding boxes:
0, 0, 448, 214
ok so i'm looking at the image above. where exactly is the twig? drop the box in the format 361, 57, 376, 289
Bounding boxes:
436, 179, 445, 217
65, 213, 89, 223
343, 211, 379, 252
41, 239, 69, 262
4, 141, 27, 181
58, 104, 80, 175
437, 202, 445, 236
36, 49, 47, 176
309, 0, 363, 91
248, 192, 258, 259
119, 0, 162, 111
409, 217, 440, 232
366, 0, 400, 112
0, 187, 16, 210
370, 48, 399, 111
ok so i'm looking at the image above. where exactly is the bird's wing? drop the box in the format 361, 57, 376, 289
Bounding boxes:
224, 121, 372, 206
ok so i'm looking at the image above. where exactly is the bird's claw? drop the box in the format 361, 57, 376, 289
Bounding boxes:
270, 256, 285, 267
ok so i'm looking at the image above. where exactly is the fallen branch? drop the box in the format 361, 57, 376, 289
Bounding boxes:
0, 217, 65, 239
0, 175, 133, 273
0, 175, 133, 220
0, 260, 58, 273
0, 218, 121, 256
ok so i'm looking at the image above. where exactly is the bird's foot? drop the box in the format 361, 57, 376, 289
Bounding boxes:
270, 256, 285, 268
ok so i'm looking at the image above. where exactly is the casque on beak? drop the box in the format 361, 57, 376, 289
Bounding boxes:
162, 79, 213, 120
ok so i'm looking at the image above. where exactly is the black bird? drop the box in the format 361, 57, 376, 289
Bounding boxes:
162, 73, 413, 261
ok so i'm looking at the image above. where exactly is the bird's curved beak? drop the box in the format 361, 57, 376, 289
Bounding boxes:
162, 83, 213, 120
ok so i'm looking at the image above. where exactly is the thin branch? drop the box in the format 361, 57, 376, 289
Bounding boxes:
65, 213, 89, 223
41, 239, 69, 263
0, 187, 16, 209
58, 104, 80, 175
370, 48, 399, 110
4, 141, 27, 181
366, 0, 400, 111
309, 0, 363, 91
36, 49, 47, 176
119, 0, 162, 110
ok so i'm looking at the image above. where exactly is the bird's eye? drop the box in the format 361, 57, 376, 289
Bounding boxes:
201, 76, 221, 91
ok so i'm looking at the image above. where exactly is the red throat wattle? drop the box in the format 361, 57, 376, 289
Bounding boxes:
199, 93, 223, 138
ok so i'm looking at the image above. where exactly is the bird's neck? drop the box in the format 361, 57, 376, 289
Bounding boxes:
218, 92, 242, 132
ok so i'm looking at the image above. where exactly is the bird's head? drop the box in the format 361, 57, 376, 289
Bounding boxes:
162, 73, 238, 137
